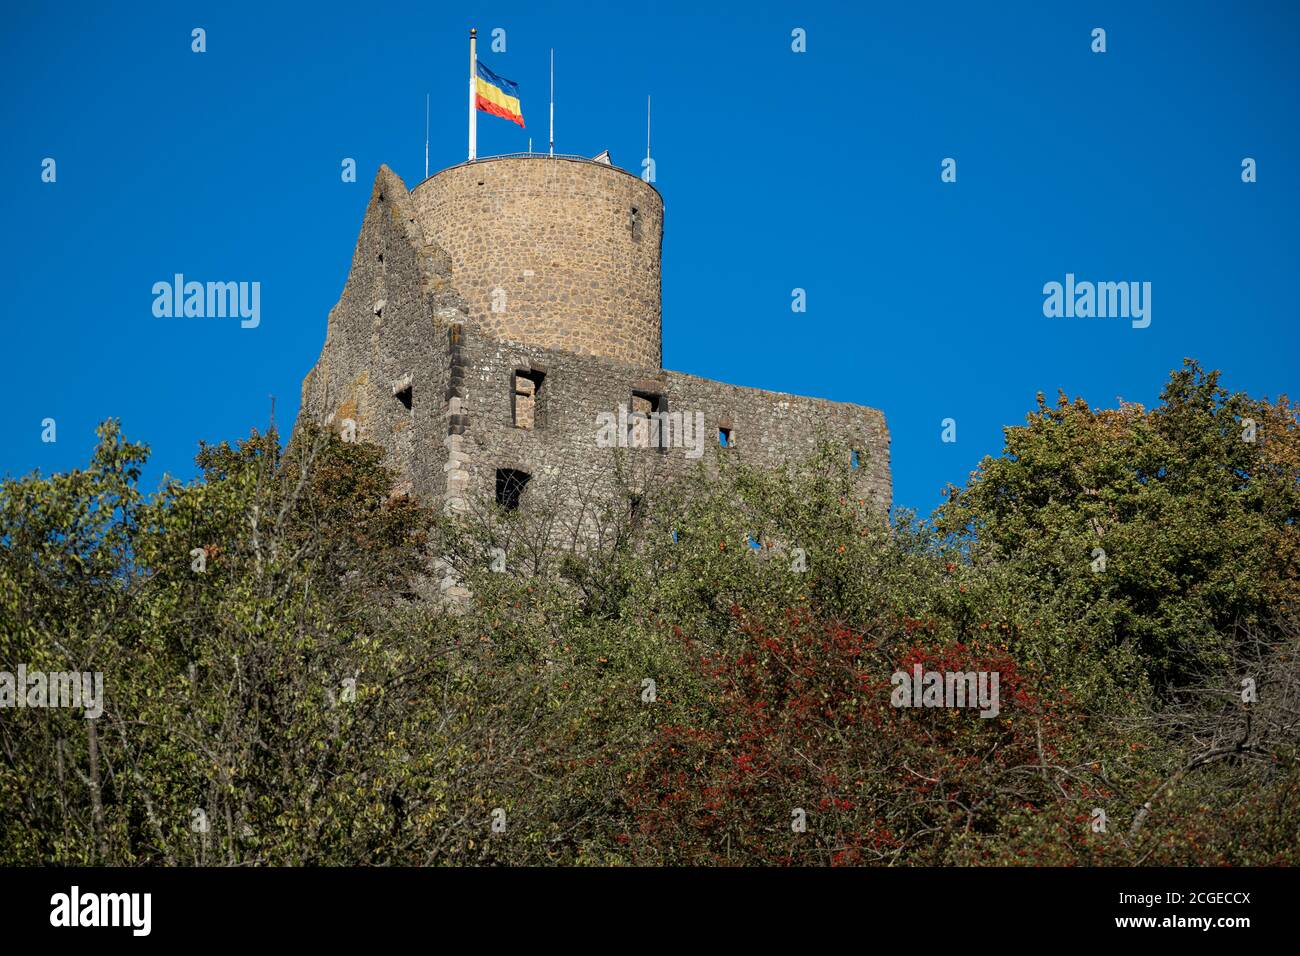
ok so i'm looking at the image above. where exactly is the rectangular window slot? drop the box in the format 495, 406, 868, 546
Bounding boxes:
630, 390, 668, 450
392, 374, 413, 411
513, 369, 545, 429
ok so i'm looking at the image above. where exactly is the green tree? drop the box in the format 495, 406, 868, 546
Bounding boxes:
936, 359, 1300, 689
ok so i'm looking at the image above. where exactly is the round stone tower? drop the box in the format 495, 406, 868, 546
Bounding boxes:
411, 155, 663, 368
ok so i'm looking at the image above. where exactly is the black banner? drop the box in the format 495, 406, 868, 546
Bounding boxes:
0, 866, 1290, 941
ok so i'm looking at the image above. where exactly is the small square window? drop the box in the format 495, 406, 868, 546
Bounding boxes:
495, 468, 531, 511
719, 426, 733, 448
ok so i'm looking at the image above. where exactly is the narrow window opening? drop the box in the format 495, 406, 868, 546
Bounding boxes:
495, 468, 531, 511
392, 374, 413, 411
630, 206, 642, 241
630, 390, 666, 449
850, 449, 860, 470
719, 426, 734, 448
513, 369, 545, 429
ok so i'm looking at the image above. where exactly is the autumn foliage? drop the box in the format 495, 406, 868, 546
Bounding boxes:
2, 361, 1297, 865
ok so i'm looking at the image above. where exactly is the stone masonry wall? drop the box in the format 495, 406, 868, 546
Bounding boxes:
449, 322, 891, 532
411, 156, 664, 368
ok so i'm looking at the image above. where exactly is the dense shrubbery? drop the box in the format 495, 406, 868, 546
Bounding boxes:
1, 360, 1297, 865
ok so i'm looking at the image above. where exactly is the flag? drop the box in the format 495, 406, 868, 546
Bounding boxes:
475, 61, 525, 127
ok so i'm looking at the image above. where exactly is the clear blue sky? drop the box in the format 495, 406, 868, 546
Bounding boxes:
3, 0, 1297, 517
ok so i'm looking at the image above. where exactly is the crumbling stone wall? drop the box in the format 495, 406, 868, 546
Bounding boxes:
411, 156, 663, 368
298, 165, 462, 502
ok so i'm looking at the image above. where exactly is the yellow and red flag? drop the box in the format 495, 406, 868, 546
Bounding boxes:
475, 61, 525, 127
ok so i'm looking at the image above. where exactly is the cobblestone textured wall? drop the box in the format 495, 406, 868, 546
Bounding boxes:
446, 324, 892, 531
411, 156, 663, 368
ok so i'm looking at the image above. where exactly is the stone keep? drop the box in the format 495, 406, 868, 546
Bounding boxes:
298, 156, 890, 528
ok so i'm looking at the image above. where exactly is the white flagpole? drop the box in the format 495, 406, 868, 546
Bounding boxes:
646, 95, 651, 169
424, 93, 430, 179
549, 48, 554, 157
468, 28, 478, 161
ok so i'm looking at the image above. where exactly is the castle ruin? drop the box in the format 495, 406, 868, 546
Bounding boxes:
297, 155, 890, 547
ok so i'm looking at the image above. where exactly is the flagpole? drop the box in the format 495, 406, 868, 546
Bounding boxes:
646, 95, 651, 169
549, 48, 555, 157
468, 28, 477, 162
424, 93, 430, 179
